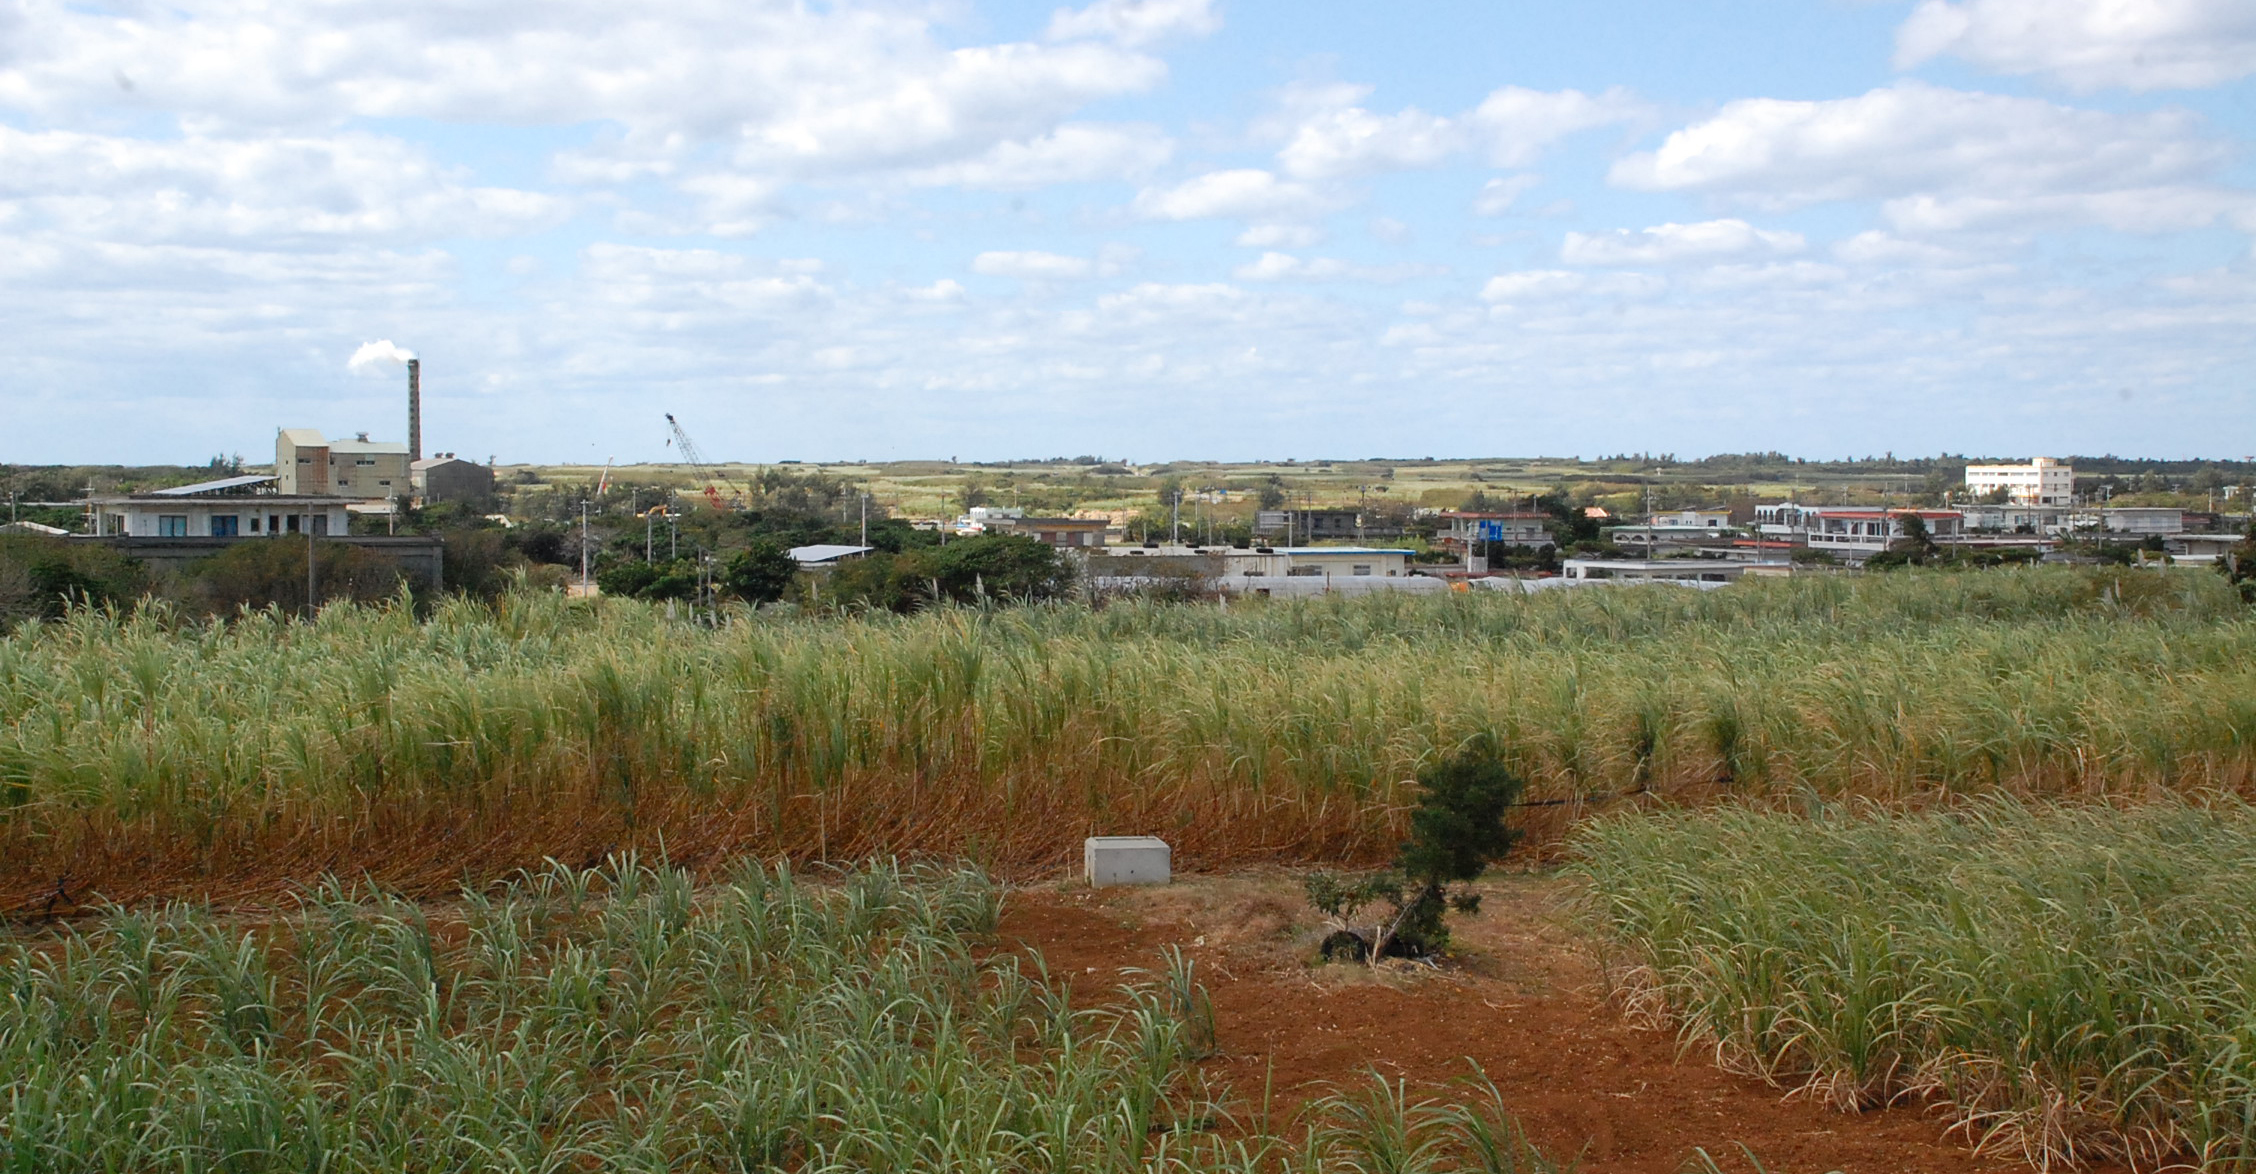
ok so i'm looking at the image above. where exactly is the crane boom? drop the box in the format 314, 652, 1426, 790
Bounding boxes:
664, 413, 744, 510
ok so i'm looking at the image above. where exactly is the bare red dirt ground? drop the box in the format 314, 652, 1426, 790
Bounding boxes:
1000, 869, 2126, 1174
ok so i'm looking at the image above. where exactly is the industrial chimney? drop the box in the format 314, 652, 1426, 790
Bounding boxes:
406, 359, 422, 463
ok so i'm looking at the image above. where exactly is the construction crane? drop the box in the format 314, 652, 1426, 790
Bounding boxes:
663, 413, 747, 511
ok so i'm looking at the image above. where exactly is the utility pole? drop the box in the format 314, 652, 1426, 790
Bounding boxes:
306, 527, 317, 619
579, 499, 590, 594
860, 491, 869, 547
1171, 490, 1181, 546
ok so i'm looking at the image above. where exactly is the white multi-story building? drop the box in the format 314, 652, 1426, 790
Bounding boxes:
1965, 458, 2074, 506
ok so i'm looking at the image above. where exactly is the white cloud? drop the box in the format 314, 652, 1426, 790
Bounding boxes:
1269, 82, 1644, 180
1231, 252, 1444, 283
1236, 224, 1324, 248
1896, 0, 2256, 91
1472, 175, 1542, 216
972, 250, 1097, 279
1045, 0, 1221, 48
906, 123, 1172, 189
1462, 86, 1647, 167
1883, 187, 2256, 234
1133, 169, 1333, 221
1610, 82, 2248, 233
1683, 261, 1847, 292
0, 127, 563, 246
1277, 101, 1459, 179
1833, 230, 1970, 266
0, 0, 1180, 188
1479, 270, 1666, 305
1561, 219, 1805, 266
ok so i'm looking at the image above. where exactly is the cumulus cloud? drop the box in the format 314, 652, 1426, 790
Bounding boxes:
1236, 224, 1324, 248
1561, 220, 1805, 266
972, 250, 1097, 279
1479, 269, 1665, 305
0, 0, 1183, 187
1133, 169, 1334, 222
0, 127, 562, 246
1610, 81, 2249, 233
1276, 98, 1459, 179
1046, 0, 1221, 47
1461, 86, 1647, 167
1472, 175, 1543, 216
1895, 0, 2256, 91
1833, 230, 1972, 266
1231, 252, 1445, 283
906, 123, 1172, 189
1270, 82, 1644, 180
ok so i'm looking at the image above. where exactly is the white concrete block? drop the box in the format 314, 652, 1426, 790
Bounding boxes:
1084, 836, 1171, 886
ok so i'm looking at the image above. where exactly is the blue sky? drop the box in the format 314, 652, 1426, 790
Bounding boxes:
2, 0, 2252, 465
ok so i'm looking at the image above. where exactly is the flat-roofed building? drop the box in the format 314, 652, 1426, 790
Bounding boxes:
2101, 507, 2185, 535
1966, 458, 2073, 506
87, 475, 351, 538
1224, 546, 1413, 578
276, 428, 411, 500
990, 515, 1109, 548
1435, 511, 1552, 554
1806, 508, 1964, 559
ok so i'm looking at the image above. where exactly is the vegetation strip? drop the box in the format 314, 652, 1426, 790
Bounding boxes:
1, 567, 2252, 909
1577, 801, 2256, 1171
0, 858, 1576, 1173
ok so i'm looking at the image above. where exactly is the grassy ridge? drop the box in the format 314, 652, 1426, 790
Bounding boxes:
0, 860, 1569, 1173
0, 568, 2251, 907
1577, 802, 2256, 1171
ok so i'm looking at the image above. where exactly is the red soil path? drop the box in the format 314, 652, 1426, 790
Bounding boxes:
1000, 871, 2124, 1174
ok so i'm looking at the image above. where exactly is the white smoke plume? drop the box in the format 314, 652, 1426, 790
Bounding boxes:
348, 340, 417, 372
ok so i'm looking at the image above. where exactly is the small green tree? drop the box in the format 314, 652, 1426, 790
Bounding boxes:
1305, 735, 1526, 962
719, 541, 797, 604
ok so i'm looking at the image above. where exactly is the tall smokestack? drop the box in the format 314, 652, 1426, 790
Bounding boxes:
407, 359, 422, 463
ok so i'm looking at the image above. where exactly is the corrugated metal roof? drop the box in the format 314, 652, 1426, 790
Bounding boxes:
148, 475, 278, 496
788, 544, 874, 565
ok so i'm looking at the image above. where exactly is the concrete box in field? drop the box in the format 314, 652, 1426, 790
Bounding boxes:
1084, 836, 1171, 886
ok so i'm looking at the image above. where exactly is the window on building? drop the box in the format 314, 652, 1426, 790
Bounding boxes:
312, 515, 329, 536
157, 515, 189, 537
249, 516, 261, 533
210, 515, 239, 537
1352, 564, 1373, 576
285, 515, 299, 533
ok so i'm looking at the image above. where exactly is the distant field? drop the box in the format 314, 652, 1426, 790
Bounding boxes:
1580, 801, 2256, 1171
509, 454, 1944, 518
1, 567, 2249, 911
